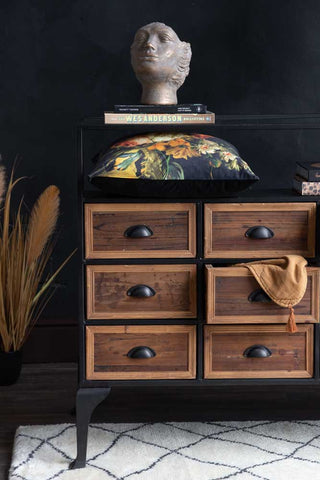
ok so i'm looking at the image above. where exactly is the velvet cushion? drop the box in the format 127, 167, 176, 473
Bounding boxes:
88, 132, 259, 197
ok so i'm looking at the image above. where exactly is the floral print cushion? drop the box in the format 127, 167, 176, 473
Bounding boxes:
89, 132, 258, 182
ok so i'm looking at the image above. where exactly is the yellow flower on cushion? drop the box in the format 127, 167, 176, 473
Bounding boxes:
113, 156, 138, 177
227, 158, 240, 170
104, 169, 136, 178
221, 152, 240, 170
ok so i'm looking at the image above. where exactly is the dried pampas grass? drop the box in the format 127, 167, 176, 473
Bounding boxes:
26, 185, 60, 265
0, 165, 75, 352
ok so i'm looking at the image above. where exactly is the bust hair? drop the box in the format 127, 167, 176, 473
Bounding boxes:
169, 41, 192, 88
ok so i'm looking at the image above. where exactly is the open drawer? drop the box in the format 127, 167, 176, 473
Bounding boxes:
206, 265, 320, 324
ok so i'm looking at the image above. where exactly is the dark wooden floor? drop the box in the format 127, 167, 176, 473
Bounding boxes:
0, 364, 77, 479
3, 364, 320, 479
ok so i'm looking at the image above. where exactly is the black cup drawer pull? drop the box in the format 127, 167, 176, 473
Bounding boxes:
127, 284, 156, 297
127, 346, 156, 359
248, 289, 272, 303
124, 225, 153, 238
243, 345, 272, 358
245, 226, 274, 239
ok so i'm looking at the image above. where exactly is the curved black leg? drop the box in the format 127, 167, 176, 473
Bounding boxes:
70, 387, 111, 469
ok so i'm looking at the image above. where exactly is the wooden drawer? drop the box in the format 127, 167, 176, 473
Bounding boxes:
204, 324, 313, 378
204, 203, 316, 258
85, 203, 196, 258
86, 325, 196, 380
206, 266, 320, 324
86, 264, 197, 319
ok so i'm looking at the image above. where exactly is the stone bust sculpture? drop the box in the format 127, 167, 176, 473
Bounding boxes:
130, 22, 192, 105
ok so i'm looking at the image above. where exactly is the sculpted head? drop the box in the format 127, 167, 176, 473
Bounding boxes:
130, 22, 192, 104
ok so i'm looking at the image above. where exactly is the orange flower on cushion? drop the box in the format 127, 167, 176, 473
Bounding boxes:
148, 138, 190, 154
166, 143, 198, 159
167, 138, 189, 147
147, 142, 167, 151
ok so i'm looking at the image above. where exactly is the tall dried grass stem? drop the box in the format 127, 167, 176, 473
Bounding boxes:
26, 185, 60, 265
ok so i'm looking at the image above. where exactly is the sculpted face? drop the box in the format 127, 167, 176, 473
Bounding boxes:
130, 22, 191, 104
131, 23, 185, 82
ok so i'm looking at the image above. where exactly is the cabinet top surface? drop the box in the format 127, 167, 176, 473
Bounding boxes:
83, 188, 320, 203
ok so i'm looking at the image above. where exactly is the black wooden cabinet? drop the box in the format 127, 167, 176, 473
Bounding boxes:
71, 115, 320, 469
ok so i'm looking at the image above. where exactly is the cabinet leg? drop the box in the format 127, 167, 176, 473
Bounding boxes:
69, 387, 111, 469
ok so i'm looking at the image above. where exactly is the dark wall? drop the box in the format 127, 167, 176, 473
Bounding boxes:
1, 0, 320, 361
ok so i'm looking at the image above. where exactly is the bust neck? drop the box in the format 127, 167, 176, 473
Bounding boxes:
141, 83, 177, 105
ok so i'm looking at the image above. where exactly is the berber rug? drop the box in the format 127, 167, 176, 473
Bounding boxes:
9, 420, 320, 479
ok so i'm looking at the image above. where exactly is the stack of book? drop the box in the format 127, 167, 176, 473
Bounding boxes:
293, 162, 320, 195
104, 104, 215, 125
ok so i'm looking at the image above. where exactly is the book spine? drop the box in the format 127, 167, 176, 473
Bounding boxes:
296, 164, 320, 181
308, 171, 320, 181
114, 104, 207, 113
104, 112, 215, 124
295, 164, 310, 181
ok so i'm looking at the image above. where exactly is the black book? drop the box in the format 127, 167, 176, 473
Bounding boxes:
296, 161, 320, 181
114, 104, 207, 114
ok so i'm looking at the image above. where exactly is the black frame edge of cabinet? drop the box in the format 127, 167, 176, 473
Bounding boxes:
77, 118, 320, 389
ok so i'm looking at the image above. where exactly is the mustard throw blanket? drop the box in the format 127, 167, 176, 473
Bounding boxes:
235, 255, 308, 333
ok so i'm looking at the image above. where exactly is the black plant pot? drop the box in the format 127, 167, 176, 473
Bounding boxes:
0, 350, 22, 386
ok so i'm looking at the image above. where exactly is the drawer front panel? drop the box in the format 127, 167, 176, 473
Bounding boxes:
204, 325, 313, 378
85, 203, 196, 258
86, 325, 196, 380
204, 203, 316, 258
206, 266, 320, 324
86, 265, 197, 319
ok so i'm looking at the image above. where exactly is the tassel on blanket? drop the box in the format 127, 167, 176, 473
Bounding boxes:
287, 305, 298, 333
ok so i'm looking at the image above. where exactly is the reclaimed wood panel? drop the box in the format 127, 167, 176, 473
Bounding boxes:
204, 203, 316, 258
204, 324, 313, 379
86, 264, 197, 319
206, 266, 320, 324
86, 325, 196, 380
85, 203, 196, 258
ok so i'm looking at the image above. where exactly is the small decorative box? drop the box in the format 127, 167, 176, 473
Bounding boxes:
293, 175, 320, 195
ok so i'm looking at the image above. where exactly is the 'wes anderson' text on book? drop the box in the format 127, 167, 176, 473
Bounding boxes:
104, 112, 215, 125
